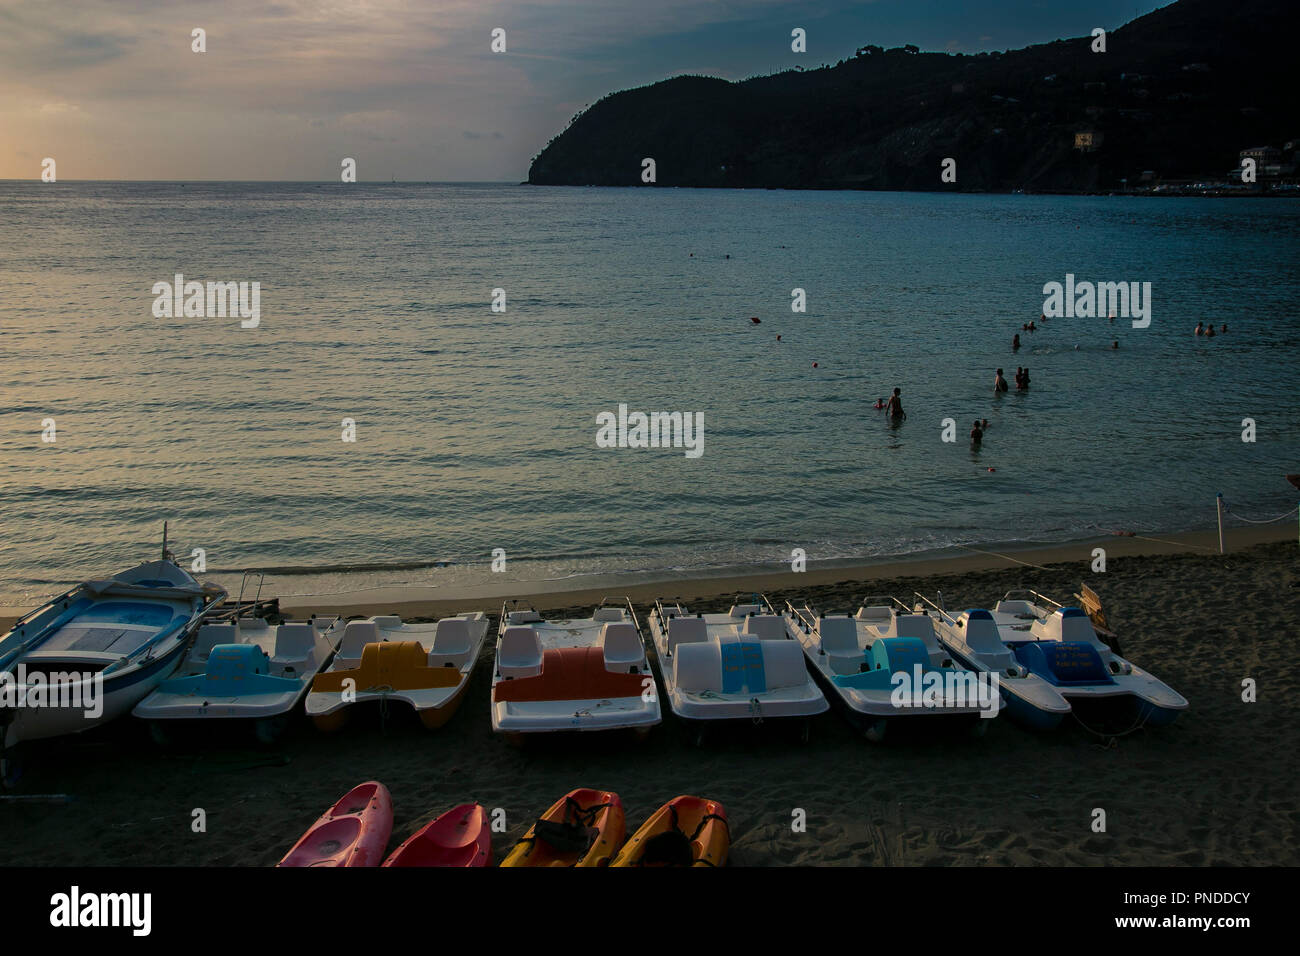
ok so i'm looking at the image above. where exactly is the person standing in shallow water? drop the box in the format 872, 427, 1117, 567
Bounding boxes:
994, 369, 1009, 393
885, 387, 905, 421
970, 420, 983, 445
1012, 333, 1021, 351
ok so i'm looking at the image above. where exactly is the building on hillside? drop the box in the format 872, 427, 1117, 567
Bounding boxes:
1074, 130, 1103, 152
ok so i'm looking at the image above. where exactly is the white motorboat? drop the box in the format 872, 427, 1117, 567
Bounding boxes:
490, 599, 661, 739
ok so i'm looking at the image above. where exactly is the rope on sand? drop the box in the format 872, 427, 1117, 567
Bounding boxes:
1221, 502, 1299, 525
952, 545, 1054, 572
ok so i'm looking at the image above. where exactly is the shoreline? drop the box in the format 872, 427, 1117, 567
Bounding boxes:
1, 524, 1292, 629
12, 522, 1289, 629
281, 524, 1295, 618
0, 522, 1289, 629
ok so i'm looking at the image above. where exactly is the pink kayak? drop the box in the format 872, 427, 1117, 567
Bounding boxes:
277, 781, 393, 867
382, 803, 491, 867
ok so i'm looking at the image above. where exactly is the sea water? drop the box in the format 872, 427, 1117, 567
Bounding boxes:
1, 182, 1297, 604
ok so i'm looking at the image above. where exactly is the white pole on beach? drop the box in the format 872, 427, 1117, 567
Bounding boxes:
1216, 493, 1225, 554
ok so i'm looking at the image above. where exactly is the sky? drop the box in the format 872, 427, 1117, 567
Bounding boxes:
0, 0, 1169, 181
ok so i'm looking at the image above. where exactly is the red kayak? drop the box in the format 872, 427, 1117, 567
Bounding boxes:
382, 803, 491, 867
277, 781, 393, 867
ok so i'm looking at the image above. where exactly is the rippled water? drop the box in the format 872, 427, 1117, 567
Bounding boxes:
1, 182, 1297, 604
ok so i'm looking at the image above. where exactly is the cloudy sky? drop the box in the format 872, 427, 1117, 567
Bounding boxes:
1, 0, 1165, 181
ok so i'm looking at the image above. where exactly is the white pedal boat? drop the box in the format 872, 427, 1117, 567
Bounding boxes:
133, 614, 342, 740
490, 600, 661, 738
647, 600, 827, 733
305, 613, 489, 731
0, 558, 226, 750
783, 597, 992, 741
921, 589, 1188, 731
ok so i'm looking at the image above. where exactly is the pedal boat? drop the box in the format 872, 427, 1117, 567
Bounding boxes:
783, 596, 990, 741
611, 796, 729, 867
921, 589, 1187, 731
133, 614, 341, 743
500, 788, 625, 867
0, 558, 225, 750
647, 600, 827, 736
490, 601, 661, 738
305, 613, 489, 731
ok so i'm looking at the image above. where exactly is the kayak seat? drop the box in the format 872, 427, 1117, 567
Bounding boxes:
640, 829, 694, 866
498, 627, 543, 678
599, 623, 643, 673
666, 616, 707, 655
592, 607, 625, 623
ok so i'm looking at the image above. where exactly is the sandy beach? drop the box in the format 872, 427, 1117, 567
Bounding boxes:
1, 527, 1296, 867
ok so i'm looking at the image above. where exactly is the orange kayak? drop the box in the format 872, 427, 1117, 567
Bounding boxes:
383, 803, 491, 867
500, 788, 624, 867
277, 781, 393, 867
610, 796, 729, 867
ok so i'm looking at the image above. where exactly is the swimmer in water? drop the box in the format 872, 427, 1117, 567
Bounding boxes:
873, 397, 886, 410
994, 368, 1009, 393
1195, 322, 1204, 336
1013, 333, 1021, 350
885, 387, 906, 421
981, 418, 990, 431
970, 420, 983, 444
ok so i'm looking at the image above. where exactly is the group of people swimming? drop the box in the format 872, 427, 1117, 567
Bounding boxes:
993, 367, 1030, 392
1195, 322, 1227, 338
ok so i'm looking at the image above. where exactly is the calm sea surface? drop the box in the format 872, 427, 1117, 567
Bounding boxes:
1, 182, 1297, 605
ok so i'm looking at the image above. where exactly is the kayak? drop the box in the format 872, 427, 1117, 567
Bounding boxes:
277, 781, 393, 867
383, 803, 491, 867
500, 788, 625, 867
611, 796, 729, 867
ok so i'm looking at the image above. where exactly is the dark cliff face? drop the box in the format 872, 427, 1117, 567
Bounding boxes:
528, 0, 1297, 191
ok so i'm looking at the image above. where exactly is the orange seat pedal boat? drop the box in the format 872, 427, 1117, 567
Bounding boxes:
491, 601, 661, 738
307, 613, 488, 730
